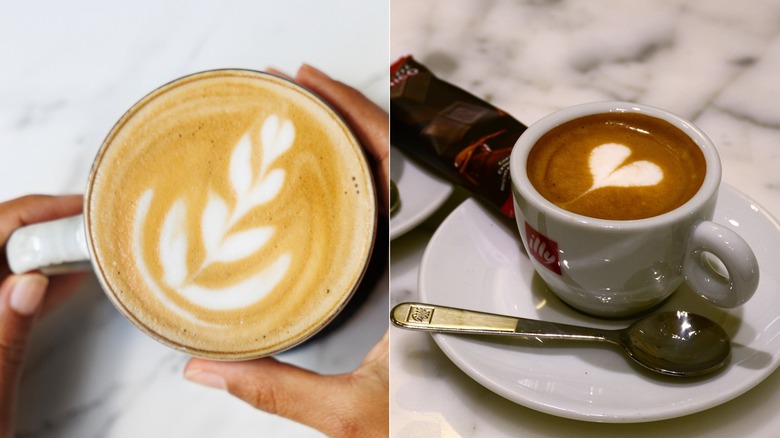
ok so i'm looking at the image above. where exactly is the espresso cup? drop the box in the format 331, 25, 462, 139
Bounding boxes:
7, 69, 377, 359
509, 101, 759, 318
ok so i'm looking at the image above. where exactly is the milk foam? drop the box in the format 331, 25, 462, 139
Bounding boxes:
527, 112, 706, 220
87, 70, 377, 358
588, 143, 663, 191
132, 190, 216, 326
136, 115, 294, 316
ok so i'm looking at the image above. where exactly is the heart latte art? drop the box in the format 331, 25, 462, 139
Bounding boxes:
586, 143, 662, 191
86, 71, 376, 358
527, 112, 706, 220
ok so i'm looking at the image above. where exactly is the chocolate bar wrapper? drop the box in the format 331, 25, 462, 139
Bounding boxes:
391, 56, 527, 218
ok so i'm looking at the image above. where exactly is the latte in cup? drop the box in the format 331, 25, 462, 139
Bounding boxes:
526, 112, 706, 220
85, 70, 376, 359
511, 102, 759, 317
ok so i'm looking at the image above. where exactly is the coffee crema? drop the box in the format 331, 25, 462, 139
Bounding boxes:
526, 112, 706, 220
86, 70, 376, 358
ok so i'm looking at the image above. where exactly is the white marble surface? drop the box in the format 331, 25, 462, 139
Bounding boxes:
391, 0, 780, 436
1, 1, 388, 437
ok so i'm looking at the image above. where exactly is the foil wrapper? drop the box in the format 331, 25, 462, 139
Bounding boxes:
391, 56, 527, 217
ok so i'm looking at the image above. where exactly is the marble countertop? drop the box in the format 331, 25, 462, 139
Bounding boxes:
390, 0, 780, 437
1, 1, 388, 437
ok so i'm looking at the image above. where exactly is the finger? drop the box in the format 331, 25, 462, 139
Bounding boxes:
184, 357, 355, 436
348, 331, 389, 434
295, 64, 390, 216
40, 272, 88, 315
0, 273, 48, 436
356, 330, 389, 380
0, 194, 83, 244
265, 67, 293, 80
0, 195, 85, 316
295, 64, 388, 161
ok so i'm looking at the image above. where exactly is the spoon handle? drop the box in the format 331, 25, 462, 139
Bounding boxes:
391, 302, 612, 342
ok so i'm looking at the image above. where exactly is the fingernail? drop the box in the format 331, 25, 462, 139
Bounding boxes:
9, 275, 48, 316
302, 63, 324, 75
185, 369, 227, 390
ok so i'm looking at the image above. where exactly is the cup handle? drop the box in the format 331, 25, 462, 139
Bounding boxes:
5, 214, 91, 275
683, 221, 759, 308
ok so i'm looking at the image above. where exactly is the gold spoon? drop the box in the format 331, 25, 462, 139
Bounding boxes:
391, 302, 731, 377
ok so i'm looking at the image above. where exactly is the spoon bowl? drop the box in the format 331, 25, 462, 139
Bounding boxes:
390, 179, 400, 214
618, 310, 730, 376
391, 302, 731, 377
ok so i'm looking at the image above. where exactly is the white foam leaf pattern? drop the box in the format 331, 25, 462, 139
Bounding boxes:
160, 199, 188, 289
201, 193, 229, 254
147, 114, 295, 314
179, 254, 291, 310
589, 143, 663, 191
249, 169, 285, 205
229, 134, 253, 197
212, 227, 274, 263
133, 190, 219, 327
260, 115, 294, 174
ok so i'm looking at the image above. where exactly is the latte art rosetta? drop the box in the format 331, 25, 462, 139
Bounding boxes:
134, 115, 294, 319
86, 70, 376, 358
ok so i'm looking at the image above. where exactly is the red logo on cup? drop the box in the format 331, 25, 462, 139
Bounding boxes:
525, 222, 561, 275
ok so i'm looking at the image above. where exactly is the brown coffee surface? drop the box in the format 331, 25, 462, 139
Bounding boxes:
527, 112, 706, 220
86, 70, 376, 358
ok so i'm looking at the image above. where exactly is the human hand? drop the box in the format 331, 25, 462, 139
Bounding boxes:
0, 195, 86, 438
278, 64, 390, 217
184, 65, 389, 437
186, 330, 388, 437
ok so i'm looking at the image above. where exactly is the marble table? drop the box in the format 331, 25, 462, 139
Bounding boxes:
390, 0, 780, 436
1, 1, 388, 436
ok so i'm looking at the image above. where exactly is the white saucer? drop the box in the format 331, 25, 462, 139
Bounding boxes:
418, 184, 780, 423
390, 147, 452, 240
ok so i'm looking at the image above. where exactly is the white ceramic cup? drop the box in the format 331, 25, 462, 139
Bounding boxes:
509, 101, 759, 318
5, 69, 377, 359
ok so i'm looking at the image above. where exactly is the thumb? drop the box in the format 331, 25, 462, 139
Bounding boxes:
0, 273, 48, 437
184, 357, 358, 436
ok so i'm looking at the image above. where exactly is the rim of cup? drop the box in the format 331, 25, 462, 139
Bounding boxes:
83, 69, 377, 359
509, 101, 722, 231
